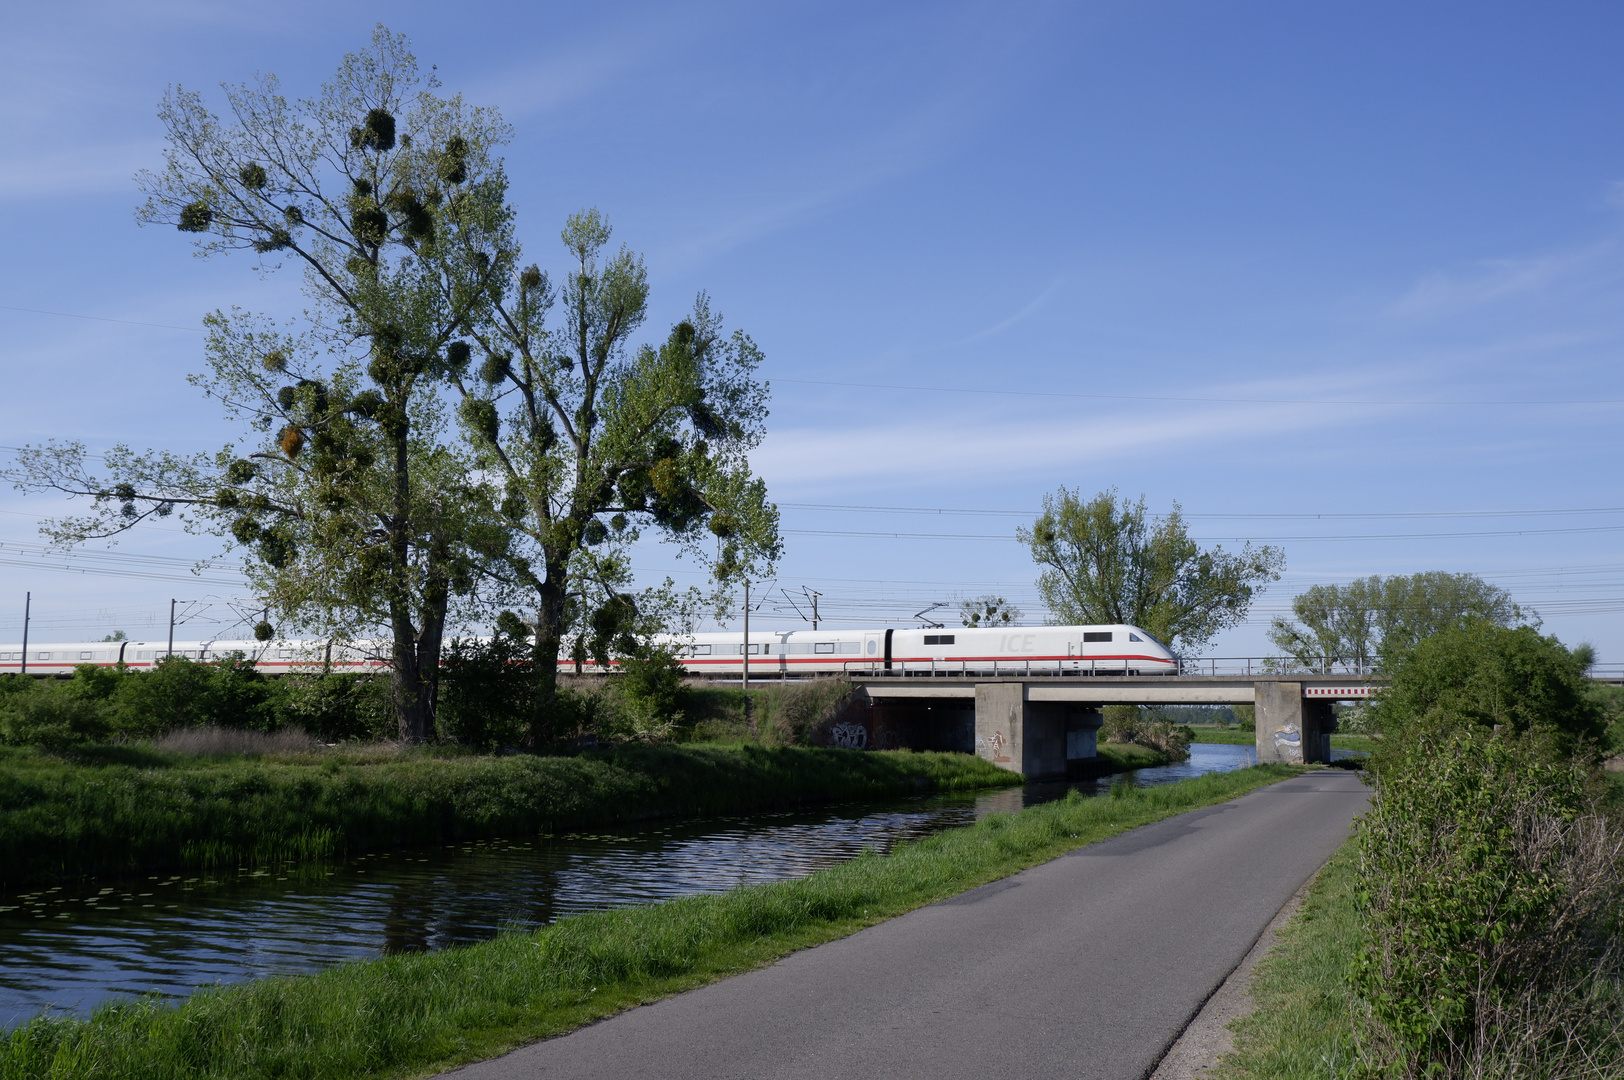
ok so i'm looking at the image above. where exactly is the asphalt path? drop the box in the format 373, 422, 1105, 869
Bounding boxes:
445, 769, 1370, 1080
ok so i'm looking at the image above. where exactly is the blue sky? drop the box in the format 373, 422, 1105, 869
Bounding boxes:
2, 0, 1621, 660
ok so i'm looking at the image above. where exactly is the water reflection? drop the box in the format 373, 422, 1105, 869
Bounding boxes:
0, 742, 1256, 1025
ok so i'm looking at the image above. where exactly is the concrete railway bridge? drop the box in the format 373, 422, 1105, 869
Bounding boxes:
829, 671, 1380, 779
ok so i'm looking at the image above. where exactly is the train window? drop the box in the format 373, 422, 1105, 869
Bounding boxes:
691, 644, 712, 656
737, 644, 761, 655
278, 650, 294, 659
1083, 632, 1112, 643
814, 642, 835, 654
1128, 633, 1143, 642
923, 634, 955, 645
80, 651, 93, 660
36, 652, 50, 660
840, 641, 860, 653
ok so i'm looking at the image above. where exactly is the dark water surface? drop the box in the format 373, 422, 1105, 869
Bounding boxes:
1, 743, 1259, 1025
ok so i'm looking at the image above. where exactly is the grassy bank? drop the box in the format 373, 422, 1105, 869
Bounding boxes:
0, 743, 1018, 891
1191, 729, 1381, 754
1216, 836, 1362, 1080
0, 763, 1299, 1080
1093, 742, 1176, 770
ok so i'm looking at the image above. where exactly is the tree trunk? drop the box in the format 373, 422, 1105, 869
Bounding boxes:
390, 601, 432, 743
529, 553, 570, 746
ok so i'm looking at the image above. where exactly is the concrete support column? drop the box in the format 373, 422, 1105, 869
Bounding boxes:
1255, 682, 1330, 764
975, 682, 1024, 774
974, 684, 1068, 779
1065, 707, 1103, 762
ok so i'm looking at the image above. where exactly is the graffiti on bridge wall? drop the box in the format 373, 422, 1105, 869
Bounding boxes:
828, 722, 868, 750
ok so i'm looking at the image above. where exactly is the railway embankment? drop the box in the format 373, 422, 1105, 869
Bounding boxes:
0, 743, 1019, 891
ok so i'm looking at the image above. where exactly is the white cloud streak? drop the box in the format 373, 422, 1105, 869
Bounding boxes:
1391, 241, 1613, 317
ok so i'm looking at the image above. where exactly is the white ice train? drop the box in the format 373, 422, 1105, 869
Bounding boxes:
0, 624, 1180, 678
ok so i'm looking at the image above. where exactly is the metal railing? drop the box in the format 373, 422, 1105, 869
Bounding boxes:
836, 656, 1388, 679
842, 657, 1154, 678
1175, 657, 1382, 678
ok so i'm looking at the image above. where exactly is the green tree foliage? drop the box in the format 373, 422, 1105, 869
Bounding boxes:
959, 594, 1022, 628
1372, 622, 1605, 762
449, 211, 779, 695
1017, 487, 1283, 653
8, 30, 519, 741
1267, 571, 1525, 670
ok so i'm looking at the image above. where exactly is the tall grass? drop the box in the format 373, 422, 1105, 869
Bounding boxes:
0, 743, 1017, 890
0, 763, 1298, 1080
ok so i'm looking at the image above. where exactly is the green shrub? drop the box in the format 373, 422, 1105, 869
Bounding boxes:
759, 679, 852, 744
0, 682, 110, 749
1589, 682, 1624, 758
277, 671, 394, 742
615, 647, 690, 741
1353, 725, 1624, 1078
110, 654, 282, 735
437, 635, 544, 749
1372, 622, 1605, 763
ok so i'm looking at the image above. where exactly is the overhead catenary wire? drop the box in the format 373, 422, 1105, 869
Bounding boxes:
775, 376, 1624, 408
783, 525, 1624, 542
778, 502, 1624, 520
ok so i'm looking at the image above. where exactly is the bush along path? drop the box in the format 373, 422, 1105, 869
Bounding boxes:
0, 744, 1018, 891
0, 763, 1299, 1080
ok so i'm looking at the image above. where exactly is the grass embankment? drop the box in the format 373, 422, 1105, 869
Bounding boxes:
0, 763, 1300, 1080
1216, 837, 1362, 1080
1093, 742, 1174, 770
1190, 729, 1381, 754
0, 743, 1017, 891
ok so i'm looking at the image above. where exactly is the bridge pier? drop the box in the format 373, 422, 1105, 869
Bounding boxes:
973, 683, 1102, 779
1255, 682, 1334, 765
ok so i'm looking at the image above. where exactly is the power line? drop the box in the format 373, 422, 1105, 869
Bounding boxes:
779, 502, 1624, 521
784, 525, 1624, 543
776, 377, 1624, 408
0, 540, 247, 587
0, 305, 205, 333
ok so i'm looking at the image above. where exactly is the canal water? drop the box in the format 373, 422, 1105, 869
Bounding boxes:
1, 743, 1262, 1026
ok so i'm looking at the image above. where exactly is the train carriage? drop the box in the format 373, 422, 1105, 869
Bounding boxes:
1, 624, 1178, 678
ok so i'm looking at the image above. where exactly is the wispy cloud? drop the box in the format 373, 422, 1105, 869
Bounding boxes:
465, 15, 684, 122
1391, 242, 1612, 317
963, 276, 1064, 343
0, 141, 160, 201
753, 397, 1367, 491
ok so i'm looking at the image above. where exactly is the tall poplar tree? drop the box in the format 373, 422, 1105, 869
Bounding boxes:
448, 209, 780, 698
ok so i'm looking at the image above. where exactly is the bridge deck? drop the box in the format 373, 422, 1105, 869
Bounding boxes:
848, 672, 1380, 704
